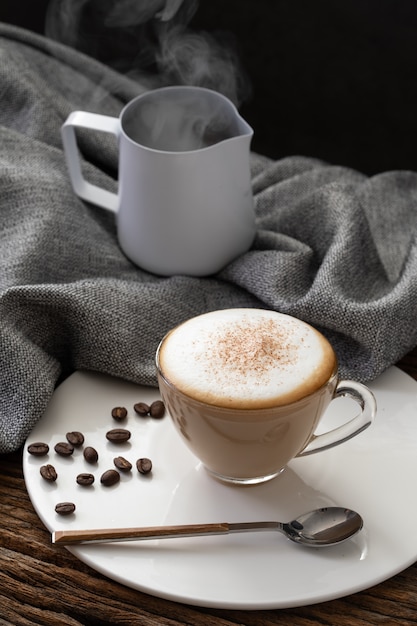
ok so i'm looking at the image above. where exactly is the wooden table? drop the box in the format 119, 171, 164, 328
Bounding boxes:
2, 349, 417, 626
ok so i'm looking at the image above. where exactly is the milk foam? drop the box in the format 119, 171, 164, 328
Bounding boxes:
159, 309, 336, 409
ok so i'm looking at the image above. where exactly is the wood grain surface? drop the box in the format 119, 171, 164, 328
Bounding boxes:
1, 350, 417, 626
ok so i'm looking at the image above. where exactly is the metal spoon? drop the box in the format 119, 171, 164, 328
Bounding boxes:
52, 507, 362, 547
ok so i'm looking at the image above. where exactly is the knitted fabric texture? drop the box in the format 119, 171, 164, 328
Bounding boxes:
1, 24, 416, 452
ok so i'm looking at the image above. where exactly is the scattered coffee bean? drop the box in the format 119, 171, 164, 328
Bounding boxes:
66, 431, 84, 446
111, 406, 128, 421
106, 428, 131, 443
136, 458, 152, 475
76, 473, 95, 486
55, 502, 76, 516
40, 464, 57, 482
83, 446, 99, 464
113, 456, 132, 472
133, 402, 150, 416
150, 400, 165, 419
100, 469, 120, 486
54, 441, 74, 456
27, 442, 49, 457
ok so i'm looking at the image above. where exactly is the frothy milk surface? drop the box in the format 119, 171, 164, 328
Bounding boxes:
158, 309, 336, 409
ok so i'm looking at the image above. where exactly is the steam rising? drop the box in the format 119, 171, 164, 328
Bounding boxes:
45, 0, 251, 106
105, 0, 187, 24
157, 26, 247, 106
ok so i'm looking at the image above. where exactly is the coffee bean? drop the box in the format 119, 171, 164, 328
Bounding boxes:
150, 400, 165, 419
66, 431, 84, 446
27, 442, 49, 456
54, 441, 74, 456
113, 456, 132, 472
133, 402, 150, 416
100, 469, 120, 486
83, 446, 99, 464
136, 458, 152, 475
76, 473, 95, 486
55, 502, 76, 516
106, 428, 131, 443
40, 464, 57, 482
111, 406, 128, 421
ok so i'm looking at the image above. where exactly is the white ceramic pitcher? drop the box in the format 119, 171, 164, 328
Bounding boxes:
61, 86, 256, 276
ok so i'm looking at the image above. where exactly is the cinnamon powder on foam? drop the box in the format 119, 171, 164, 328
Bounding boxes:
161, 311, 336, 408
201, 318, 298, 386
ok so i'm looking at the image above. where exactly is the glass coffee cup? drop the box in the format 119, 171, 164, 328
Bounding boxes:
156, 309, 376, 485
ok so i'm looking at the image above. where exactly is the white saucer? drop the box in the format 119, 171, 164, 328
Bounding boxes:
23, 367, 417, 609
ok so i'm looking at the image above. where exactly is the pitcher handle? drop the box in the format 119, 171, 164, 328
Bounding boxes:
296, 380, 376, 456
61, 111, 119, 213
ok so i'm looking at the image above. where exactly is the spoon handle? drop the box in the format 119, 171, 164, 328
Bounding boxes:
52, 521, 280, 545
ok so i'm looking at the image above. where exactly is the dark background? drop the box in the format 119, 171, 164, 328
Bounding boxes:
1, 0, 417, 175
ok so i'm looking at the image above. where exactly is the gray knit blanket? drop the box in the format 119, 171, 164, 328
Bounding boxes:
1, 23, 416, 453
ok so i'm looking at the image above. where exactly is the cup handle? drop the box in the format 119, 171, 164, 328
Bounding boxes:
61, 111, 119, 212
296, 380, 376, 457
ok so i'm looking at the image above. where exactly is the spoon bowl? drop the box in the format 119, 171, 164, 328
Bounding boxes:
52, 506, 363, 548
282, 507, 363, 546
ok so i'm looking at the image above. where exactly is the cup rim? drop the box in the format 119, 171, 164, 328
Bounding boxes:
155, 336, 339, 414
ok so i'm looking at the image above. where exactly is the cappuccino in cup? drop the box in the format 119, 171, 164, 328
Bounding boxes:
156, 309, 376, 485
